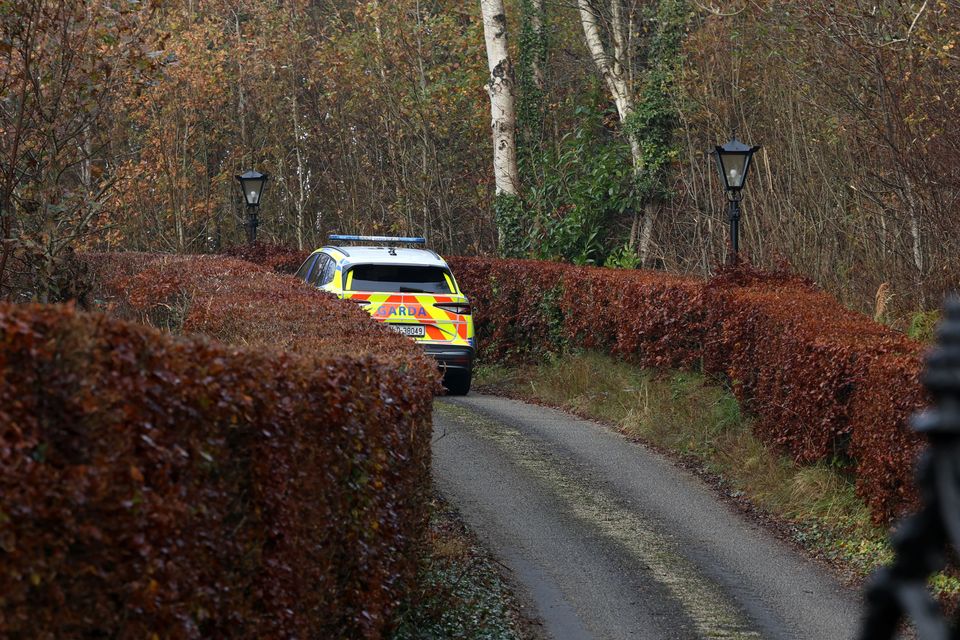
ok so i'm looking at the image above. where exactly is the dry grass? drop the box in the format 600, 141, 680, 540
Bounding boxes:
431, 534, 471, 561
874, 282, 892, 324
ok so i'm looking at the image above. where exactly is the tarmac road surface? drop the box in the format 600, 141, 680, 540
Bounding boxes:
432, 394, 861, 640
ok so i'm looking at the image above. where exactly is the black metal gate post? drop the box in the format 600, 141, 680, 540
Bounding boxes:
859, 295, 960, 640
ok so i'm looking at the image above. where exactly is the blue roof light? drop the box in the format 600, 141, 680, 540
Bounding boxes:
328, 234, 427, 245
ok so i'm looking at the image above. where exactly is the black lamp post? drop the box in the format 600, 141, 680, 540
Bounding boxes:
236, 169, 268, 244
712, 137, 760, 263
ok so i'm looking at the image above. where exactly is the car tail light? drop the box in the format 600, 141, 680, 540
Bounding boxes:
434, 302, 472, 315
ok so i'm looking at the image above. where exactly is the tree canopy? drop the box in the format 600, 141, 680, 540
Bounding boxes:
1, 0, 957, 313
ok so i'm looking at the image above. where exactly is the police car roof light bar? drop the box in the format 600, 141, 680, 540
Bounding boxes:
329, 234, 427, 245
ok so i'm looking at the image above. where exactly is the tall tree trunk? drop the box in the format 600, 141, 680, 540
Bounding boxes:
480, 0, 519, 199
577, 0, 635, 141
903, 174, 925, 307
415, 0, 432, 240
638, 202, 657, 265
233, 8, 247, 152
529, 0, 546, 92
371, 0, 387, 83
578, 0, 647, 255
290, 91, 307, 250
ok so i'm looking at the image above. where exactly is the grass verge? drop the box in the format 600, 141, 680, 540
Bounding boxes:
391, 494, 540, 640
475, 352, 958, 597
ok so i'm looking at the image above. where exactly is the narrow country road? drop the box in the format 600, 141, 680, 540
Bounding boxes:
432, 394, 861, 640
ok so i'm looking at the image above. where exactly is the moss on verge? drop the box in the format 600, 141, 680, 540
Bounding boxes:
391, 495, 538, 640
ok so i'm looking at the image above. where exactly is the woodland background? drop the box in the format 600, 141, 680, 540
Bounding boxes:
1, 0, 958, 319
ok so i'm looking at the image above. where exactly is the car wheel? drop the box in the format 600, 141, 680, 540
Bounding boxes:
444, 370, 471, 396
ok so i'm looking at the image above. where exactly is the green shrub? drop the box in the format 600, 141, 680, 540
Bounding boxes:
908, 309, 940, 343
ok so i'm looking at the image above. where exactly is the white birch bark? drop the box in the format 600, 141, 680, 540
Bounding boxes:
480, 0, 519, 197
290, 91, 309, 250
903, 175, 924, 275
578, 3, 629, 123
415, 0, 432, 237
903, 174, 925, 305
371, 0, 388, 82
233, 9, 247, 148
610, 0, 626, 80
638, 203, 656, 264
529, 0, 546, 92
579, 0, 654, 262
577, 0, 641, 167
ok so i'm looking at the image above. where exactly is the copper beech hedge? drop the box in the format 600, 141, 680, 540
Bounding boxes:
0, 254, 436, 638
445, 257, 928, 524
229, 244, 929, 521
223, 242, 311, 277
84, 252, 431, 362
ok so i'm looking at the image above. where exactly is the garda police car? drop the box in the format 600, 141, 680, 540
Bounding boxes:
296, 235, 475, 395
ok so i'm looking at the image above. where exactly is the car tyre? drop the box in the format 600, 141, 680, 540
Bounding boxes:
444, 370, 471, 396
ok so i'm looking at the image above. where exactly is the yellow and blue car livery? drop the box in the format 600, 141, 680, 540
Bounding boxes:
295, 235, 475, 395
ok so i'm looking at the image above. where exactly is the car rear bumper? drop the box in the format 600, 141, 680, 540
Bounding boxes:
421, 344, 474, 372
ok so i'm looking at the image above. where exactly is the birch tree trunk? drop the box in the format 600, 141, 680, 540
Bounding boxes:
290, 90, 308, 250
415, 0, 433, 240
579, 0, 654, 263
577, 0, 640, 168
528, 0, 546, 92
233, 9, 247, 150
480, 0, 519, 198
903, 174, 925, 307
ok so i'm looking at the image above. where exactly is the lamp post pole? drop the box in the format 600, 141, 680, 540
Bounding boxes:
711, 137, 760, 264
246, 204, 259, 244
728, 192, 742, 262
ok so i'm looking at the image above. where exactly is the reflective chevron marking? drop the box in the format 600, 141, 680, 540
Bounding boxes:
342, 291, 474, 348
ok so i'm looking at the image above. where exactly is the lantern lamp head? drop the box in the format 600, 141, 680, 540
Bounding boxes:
236, 170, 268, 207
712, 138, 761, 193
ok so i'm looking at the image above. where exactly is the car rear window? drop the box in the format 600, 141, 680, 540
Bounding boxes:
347, 264, 453, 294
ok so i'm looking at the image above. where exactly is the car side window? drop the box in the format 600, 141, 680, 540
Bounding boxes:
296, 253, 319, 281
319, 256, 337, 286
309, 255, 329, 286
